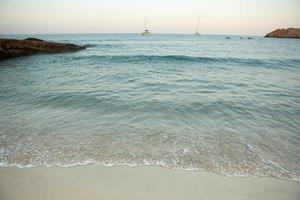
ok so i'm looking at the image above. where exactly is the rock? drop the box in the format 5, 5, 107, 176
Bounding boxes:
0, 46, 8, 58
24, 37, 44, 42
265, 28, 300, 39
0, 38, 86, 60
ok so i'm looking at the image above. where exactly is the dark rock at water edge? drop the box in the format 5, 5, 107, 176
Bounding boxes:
24, 37, 44, 42
265, 28, 300, 39
0, 38, 86, 60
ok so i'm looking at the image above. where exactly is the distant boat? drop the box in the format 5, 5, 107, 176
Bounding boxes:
195, 17, 200, 36
141, 17, 151, 36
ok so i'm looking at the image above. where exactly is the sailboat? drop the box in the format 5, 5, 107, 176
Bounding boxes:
195, 17, 200, 36
141, 17, 151, 36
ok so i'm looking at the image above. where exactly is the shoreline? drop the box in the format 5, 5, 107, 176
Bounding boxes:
1, 163, 299, 182
0, 165, 299, 200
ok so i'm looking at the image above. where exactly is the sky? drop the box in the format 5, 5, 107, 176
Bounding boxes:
0, 0, 299, 35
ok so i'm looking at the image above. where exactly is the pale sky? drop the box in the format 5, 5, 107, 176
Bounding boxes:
0, 0, 299, 35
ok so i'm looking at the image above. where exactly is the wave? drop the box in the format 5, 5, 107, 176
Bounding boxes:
72, 54, 300, 68
1, 158, 299, 182
83, 44, 98, 48
83, 44, 122, 48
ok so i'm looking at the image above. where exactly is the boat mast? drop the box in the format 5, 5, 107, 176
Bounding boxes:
141, 16, 150, 35
196, 17, 200, 35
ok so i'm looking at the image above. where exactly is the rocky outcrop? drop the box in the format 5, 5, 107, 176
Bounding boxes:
0, 38, 86, 60
265, 28, 300, 39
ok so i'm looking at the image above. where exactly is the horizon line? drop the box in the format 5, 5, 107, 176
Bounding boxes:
0, 32, 264, 37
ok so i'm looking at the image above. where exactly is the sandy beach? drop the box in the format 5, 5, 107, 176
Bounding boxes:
0, 165, 299, 200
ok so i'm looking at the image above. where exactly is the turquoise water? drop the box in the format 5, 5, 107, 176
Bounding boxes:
0, 34, 300, 181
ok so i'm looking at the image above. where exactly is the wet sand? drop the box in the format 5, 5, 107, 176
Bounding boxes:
0, 165, 299, 200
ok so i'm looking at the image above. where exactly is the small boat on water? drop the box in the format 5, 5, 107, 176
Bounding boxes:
141, 17, 151, 36
195, 17, 200, 36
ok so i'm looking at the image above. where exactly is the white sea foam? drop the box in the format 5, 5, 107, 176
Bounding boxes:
1, 158, 299, 182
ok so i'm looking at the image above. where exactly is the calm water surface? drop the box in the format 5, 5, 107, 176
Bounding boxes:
0, 34, 299, 181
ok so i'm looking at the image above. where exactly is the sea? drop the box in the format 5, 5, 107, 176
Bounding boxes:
0, 34, 299, 181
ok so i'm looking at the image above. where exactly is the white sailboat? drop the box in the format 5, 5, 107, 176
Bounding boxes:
141, 17, 151, 36
195, 17, 200, 36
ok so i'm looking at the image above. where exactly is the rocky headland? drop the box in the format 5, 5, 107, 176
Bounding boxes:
0, 38, 86, 60
265, 28, 300, 39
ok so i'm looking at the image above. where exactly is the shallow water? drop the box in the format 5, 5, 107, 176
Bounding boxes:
0, 34, 300, 181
